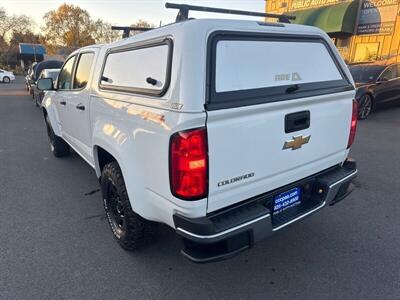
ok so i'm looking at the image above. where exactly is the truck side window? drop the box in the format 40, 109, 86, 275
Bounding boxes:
73, 52, 95, 89
57, 56, 75, 90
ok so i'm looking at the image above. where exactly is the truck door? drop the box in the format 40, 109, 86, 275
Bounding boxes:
55, 55, 76, 139
62, 51, 96, 164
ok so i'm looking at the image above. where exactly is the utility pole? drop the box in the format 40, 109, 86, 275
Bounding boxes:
33, 44, 37, 63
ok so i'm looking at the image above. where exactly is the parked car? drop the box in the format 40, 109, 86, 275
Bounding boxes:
27, 60, 63, 98
0, 69, 15, 83
37, 4, 358, 263
33, 60, 63, 82
349, 62, 400, 119
32, 68, 60, 107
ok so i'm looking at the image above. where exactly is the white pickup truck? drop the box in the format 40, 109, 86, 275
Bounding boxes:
37, 4, 358, 263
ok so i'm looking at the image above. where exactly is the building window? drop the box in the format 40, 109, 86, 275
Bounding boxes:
336, 37, 351, 48
353, 42, 380, 63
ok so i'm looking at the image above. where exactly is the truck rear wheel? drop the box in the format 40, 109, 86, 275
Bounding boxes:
45, 115, 70, 157
101, 161, 154, 250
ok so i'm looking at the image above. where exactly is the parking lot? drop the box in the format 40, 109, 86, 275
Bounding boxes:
1, 76, 399, 299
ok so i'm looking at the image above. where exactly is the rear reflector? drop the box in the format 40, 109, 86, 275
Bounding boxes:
347, 100, 358, 148
170, 127, 208, 200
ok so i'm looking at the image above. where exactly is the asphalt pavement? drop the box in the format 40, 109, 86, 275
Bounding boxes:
0, 77, 399, 299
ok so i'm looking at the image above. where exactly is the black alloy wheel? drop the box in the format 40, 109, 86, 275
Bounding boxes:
358, 94, 373, 120
44, 115, 70, 157
101, 162, 155, 250
45, 115, 56, 152
104, 177, 127, 239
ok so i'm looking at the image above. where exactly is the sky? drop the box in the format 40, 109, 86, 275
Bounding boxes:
1, 0, 266, 31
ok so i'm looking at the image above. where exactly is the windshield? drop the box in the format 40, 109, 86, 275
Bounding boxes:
349, 65, 385, 84
47, 71, 59, 80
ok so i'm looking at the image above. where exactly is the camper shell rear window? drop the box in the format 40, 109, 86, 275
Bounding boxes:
206, 32, 353, 110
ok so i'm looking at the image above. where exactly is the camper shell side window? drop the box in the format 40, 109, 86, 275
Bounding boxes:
99, 39, 173, 97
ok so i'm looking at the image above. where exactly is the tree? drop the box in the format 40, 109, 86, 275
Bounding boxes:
0, 7, 12, 40
0, 7, 34, 67
0, 7, 33, 41
120, 20, 155, 37
133, 19, 153, 29
42, 4, 95, 52
92, 19, 119, 44
10, 30, 40, 45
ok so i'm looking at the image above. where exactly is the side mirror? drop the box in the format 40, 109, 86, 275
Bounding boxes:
37, 78, 54, 91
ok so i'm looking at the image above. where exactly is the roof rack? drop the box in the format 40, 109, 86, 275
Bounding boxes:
165, 2, 296, 23
111, 26, 153, 38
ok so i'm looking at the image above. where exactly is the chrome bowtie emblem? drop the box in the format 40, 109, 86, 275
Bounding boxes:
283, 135, 311, 150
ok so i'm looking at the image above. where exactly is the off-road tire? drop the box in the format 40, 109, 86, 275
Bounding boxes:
45, 115, 70, 157
34, 94, 40, 107
101, 162, 154, 251
38, 93, 44, 107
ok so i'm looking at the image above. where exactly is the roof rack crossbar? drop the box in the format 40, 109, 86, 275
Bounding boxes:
165, 2, 295, 23
111, 26, 153, 38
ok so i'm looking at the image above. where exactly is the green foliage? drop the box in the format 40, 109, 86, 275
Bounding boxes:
0, 4, 154, 65
13, 65, 24, 75
0, 7, 36, 68
42, 4, 95, 52
42, 4, 123, 53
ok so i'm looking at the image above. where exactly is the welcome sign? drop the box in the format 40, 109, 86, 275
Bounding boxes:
357, 0, 399, 35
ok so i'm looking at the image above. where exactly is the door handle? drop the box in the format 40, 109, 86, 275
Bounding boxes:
76, 103, 85, 111
60, 101, 66, 105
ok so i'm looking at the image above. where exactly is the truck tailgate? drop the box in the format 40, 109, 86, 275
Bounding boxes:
206, 91, 354, 212
205, 32, 355, 213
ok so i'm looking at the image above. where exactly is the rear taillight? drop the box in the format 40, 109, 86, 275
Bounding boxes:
169, 127, 208, 200
347, 100, 358, 149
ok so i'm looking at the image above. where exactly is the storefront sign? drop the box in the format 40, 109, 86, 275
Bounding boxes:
357, 0, 399, 35
290, 0, 347, 10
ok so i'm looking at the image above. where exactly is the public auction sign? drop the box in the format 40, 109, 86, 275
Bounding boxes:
357, 0, 399, 35
290, 0, 346, 10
